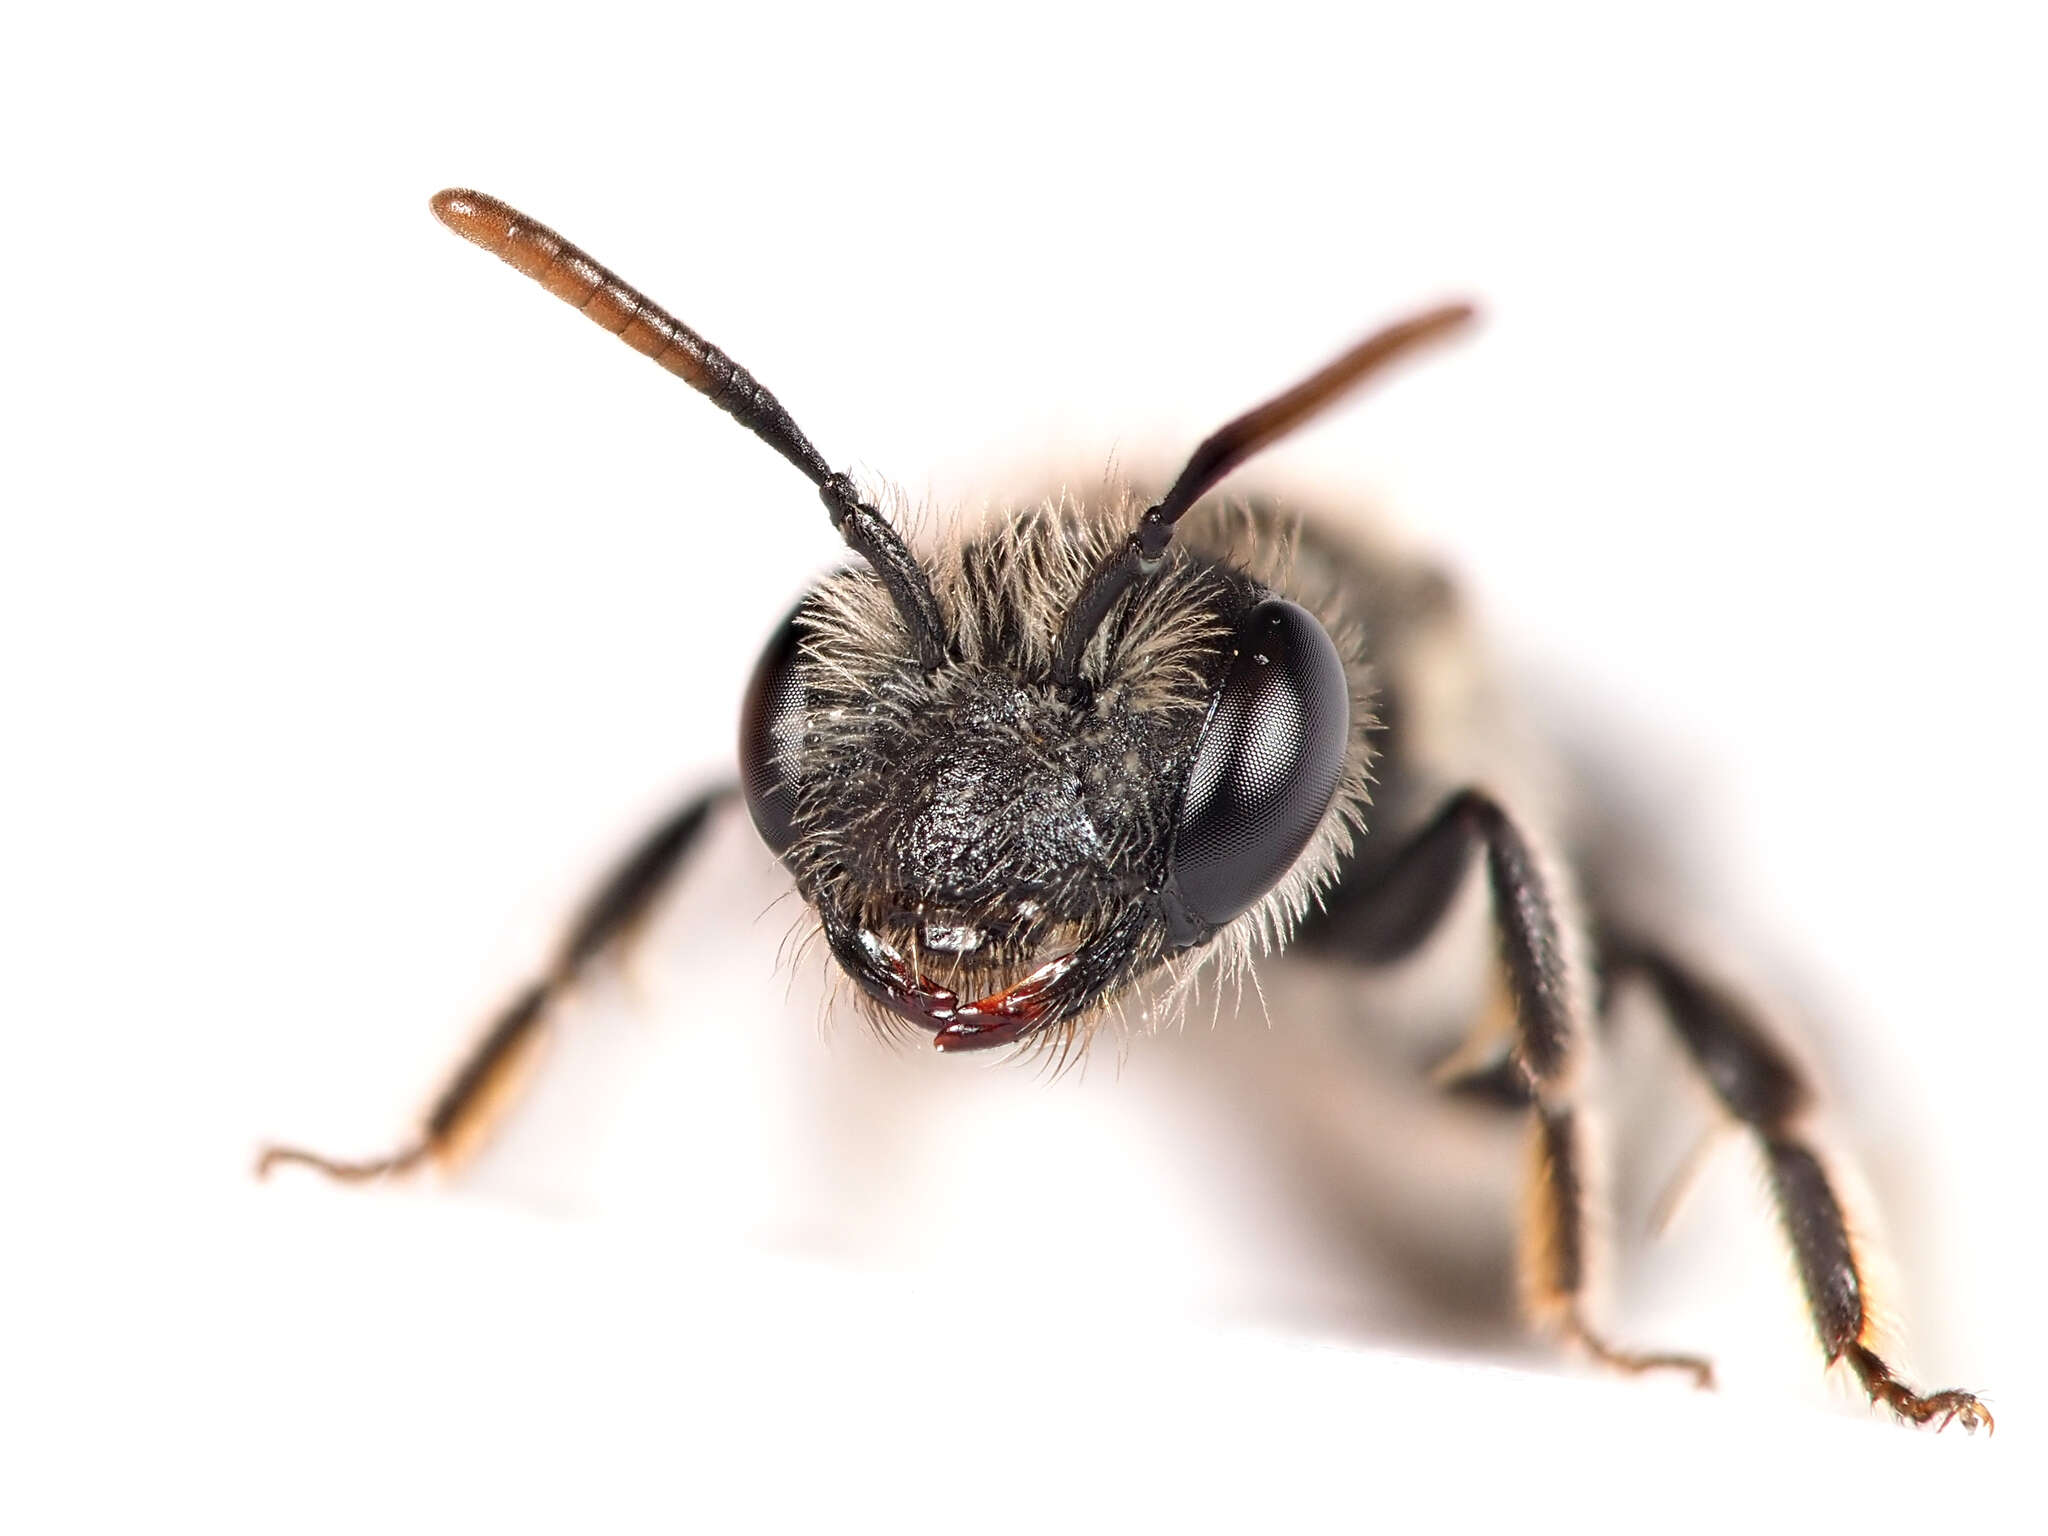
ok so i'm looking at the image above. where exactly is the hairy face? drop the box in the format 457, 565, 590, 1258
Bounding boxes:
742, 490, 1375, 1057
412, 201, 1440, 1061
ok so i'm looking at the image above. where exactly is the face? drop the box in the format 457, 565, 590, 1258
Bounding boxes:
739, 499, 1359, 1054
415, 194, 1452, 1056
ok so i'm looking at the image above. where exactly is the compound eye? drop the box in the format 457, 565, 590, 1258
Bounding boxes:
738, 601, 810, 858
1165, 600, 1350, 946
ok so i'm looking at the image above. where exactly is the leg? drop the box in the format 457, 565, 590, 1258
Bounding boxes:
1607, 939, 1991, 1430
1339, 790, 1713, 1384
257, 783, 736, 1181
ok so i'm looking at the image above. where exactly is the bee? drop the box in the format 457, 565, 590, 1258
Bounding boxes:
258, 189, 1989, 1433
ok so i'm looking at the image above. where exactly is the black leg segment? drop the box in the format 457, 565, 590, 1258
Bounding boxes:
555, 788, 729, 973
1324, 790, 1577, 1084
257, 783, 737, 1181
1525, 1103, 1716, 1386
1340, 787, 1710, 1384
1609, 937, 1991, 1430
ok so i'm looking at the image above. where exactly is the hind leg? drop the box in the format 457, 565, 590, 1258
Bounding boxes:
1605, 936, 1991, 1430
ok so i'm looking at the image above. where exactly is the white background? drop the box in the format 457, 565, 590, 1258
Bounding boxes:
5, 3, 2042, 1529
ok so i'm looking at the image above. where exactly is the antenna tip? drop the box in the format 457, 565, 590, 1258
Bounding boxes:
429, 188, 512, 252
1420, 299, 1481, 334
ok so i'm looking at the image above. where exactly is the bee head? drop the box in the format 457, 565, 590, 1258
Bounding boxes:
426, 189, 1469, 1057
740, 499, 1365, 1054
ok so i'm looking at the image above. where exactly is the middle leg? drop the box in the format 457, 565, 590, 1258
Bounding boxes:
1328, 788, 1714, 1385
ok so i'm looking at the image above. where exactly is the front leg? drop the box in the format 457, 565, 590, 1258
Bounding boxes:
257, 782, 736, 1181
1338, 789, 1714, 1386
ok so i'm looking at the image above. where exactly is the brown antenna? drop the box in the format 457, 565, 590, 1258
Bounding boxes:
1049, 302, 1475, 686
429, 189, 946, 666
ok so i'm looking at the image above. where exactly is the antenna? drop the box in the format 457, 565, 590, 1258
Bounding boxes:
1049, 302, 1475, 686
429, 189, 947, 666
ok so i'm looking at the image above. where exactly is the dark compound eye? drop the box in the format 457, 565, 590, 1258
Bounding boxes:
738, 600, 810, 859
1162, 599, 1350, 948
